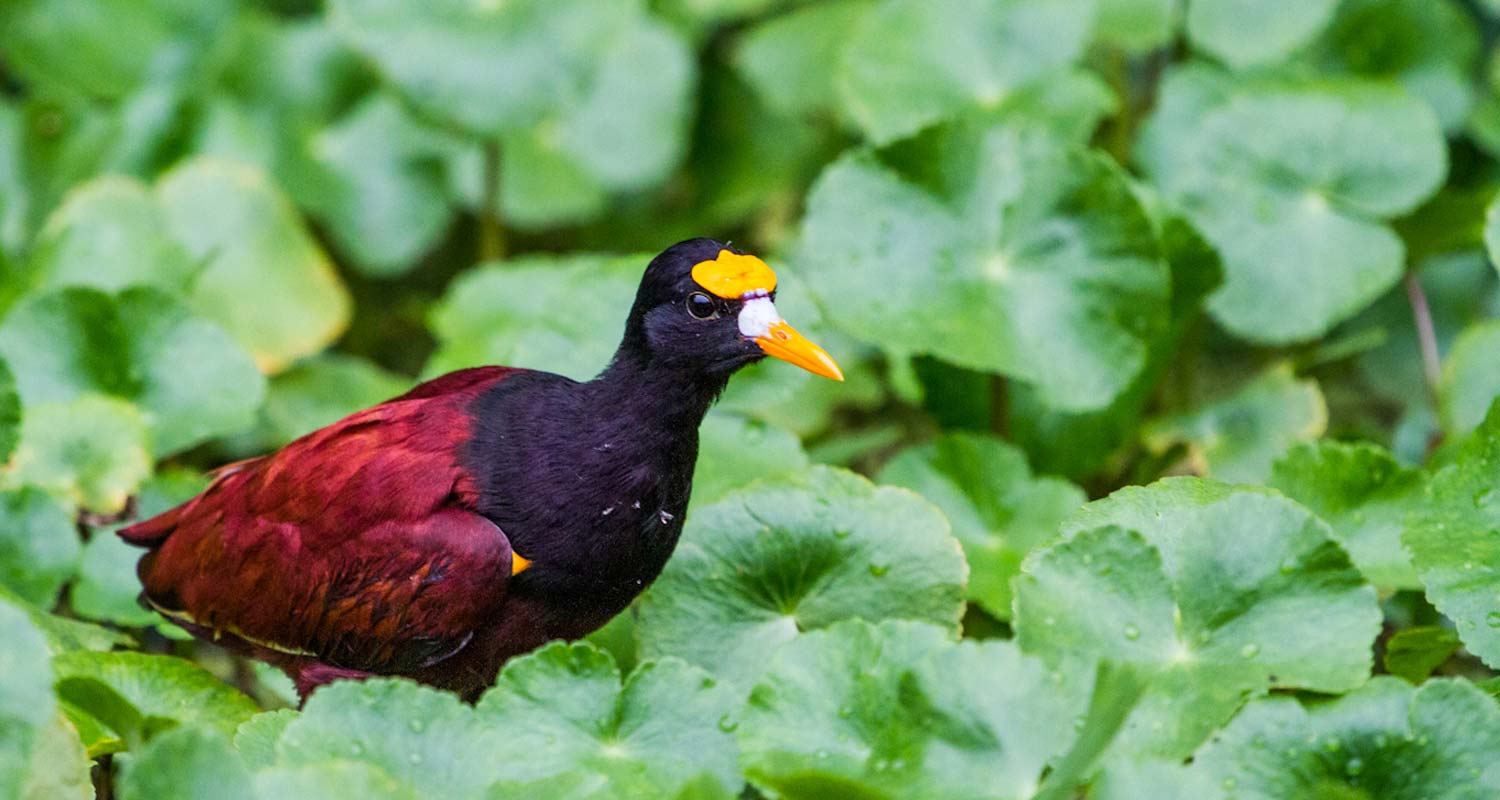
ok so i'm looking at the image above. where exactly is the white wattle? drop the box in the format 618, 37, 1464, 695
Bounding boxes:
738, 296, 781, 338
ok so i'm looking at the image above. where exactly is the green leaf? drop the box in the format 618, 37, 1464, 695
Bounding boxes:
739, 619, 1088, 799
1488, 191, 1500, 273
736, 1, 873, 119
1270, 441, 1422, 588
0, 286, 265, 454
305, 94, 456, 277
19, 712, 92, 800
6, 395, 150, 513
254, 762, 419, 800
797, 127, 1169, 411
52, 650, 260, 742
0, 488, 79, 606
878, 432, 1084, 619
427, 253, 640, 380
637, 467, 966, 687
1145, 364, 1327, 484
692, 413, 809, 507
71, 470, 207, 628
1139, 64, 1447, 343
1384, 626, 1462, 684
1093, 0, 1178, 52
0, 0, 234, 99
1187, 678, 1500, 799
477, 644, 742, 797
331, 0, 694, 212
275, 678, 509, 798
1187, 0, 1337, 68
234, 709, 298, 771
1440, 320, 1500, 438
0, 597, 55, 800
835, 0, 1093, 144
1015, 479, 1381, 757
0, 586, 133, 654
253, 354, 412, 450
0, 358, 18, 466
1308, 0, 1480, 132
119, 726, 254, 800
156, 157, 352, 373
1404, 404, 1500, 668
26, 176, 200, 294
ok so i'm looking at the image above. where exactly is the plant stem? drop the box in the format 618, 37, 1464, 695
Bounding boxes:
479, 139, 505, 262
1404, 270, 1441, 405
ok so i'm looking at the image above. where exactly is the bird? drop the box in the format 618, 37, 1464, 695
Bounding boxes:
117, 238, 842, 702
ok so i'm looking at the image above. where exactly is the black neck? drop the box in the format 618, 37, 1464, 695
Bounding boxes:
586, 341, 727, 434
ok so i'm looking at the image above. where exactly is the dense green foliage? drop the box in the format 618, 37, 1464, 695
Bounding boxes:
3, 0, 1500, 797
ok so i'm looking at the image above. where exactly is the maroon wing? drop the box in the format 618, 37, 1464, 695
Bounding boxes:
120, 367, 520, 673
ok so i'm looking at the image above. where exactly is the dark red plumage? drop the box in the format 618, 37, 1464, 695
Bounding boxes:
118, 239, 842, 702
121, 367, 532, 696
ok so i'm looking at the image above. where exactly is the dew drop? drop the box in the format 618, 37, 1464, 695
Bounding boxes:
1240, 643, 1260, 658
350, 743, 364, 756
1221, 777, 1237, 790
408, 752, 423, 765
408, 719, 425, 733
837, 706, 854, 719
868, 562, 891, 577
717, 713, 739, 733
833, 528, 852, 540
1345, 757, 1363, 777
816, 749, 830, 760
1476, 488, 1496, 508
1487, 612, 1500, 629
1044, 616, 1057, 626
1123, 623, 1141, 641
1323, 738, 1341, 753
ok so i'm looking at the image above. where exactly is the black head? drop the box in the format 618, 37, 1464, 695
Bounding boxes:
615, 238, 842, 381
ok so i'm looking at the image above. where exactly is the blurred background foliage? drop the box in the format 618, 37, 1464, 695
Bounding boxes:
6, 0, 1500, 797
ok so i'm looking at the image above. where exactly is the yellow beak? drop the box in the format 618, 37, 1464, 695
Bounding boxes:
755, 320, 844, 381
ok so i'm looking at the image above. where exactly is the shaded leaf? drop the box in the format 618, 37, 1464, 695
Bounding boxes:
0, 597, 55, 800
1440, 320, 1500, 438
119, 726, 254, 800
0, 488, 79, 606
1384, 626, 1462, 684
878, 432, 1084, 619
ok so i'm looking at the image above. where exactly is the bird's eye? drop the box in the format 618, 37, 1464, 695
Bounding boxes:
686, 292, 718, 319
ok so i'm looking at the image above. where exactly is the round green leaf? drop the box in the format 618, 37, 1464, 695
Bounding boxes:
1140, 65, 1447, 343
0, 0, 234, 99
1440, 320, 1500, 438
1187, 0, 1337, 68
234, 709, 298, 772
0, 488, 79, 606
797, 129, 1169, 411
0, 286, 266, 454
739, 619, 1088, 800
1187, 678, 1500, 799
0, 598, 54, 800
305, 95, 456, 277
156, 157, 352, 373
736, 1, 874, 119
1308, 0, 1480, 131
277, 678, 509, 798
330, 0, 694, 206
878, 432, 1083, 619
835, 0, 1093, 144
477, 643, 742, 797
1404, 405, 1500, 668
1094, 0, 1178, 53
1016, 479, 1381, 757
637, 466, 966, 687
693, 412, 809, 507
27, 176, 199, 294
427, 254, 640, 380
254, 762, 419, 800
119, 726, 254, 800
19, 711, 92, 800
52, 651, 259, 741
1270, 441, 1422, 588
1144, 364, 1327, 484
1487, 191, 1500, 273
7, 395, 150, 513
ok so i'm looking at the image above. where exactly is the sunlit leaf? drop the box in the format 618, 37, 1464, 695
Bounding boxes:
1140, 64, 1446, 343
797, 127, 1169, 411
156, 158, 352, 372
52, 651, 259, 741
835, 0, 1093, 144
1270, 441, 1422, 588
739, 620, 1089, 799
0, 597, 54, 800
1016, 479, 1380, 757
1186, 0, 1337, 68
6, 395, 150, 513
637, 467, 966, 687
